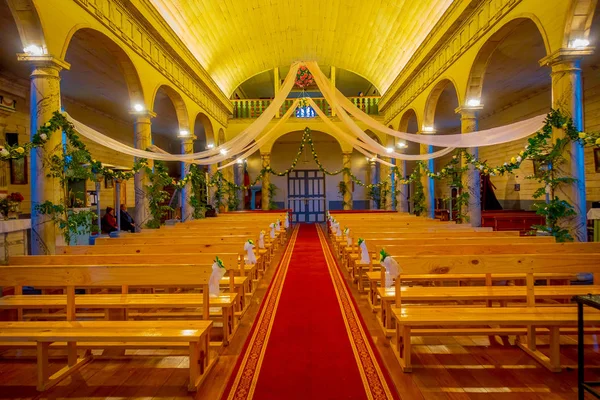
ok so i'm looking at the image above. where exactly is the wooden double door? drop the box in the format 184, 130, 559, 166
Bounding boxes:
287, 170, 326, 223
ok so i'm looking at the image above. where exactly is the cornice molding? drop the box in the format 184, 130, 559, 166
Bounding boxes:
72, 0, 232, 126
381, 0, 522, 125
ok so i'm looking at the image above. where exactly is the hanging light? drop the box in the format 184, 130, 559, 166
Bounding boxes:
466, 99, 481, 107
23, 45, 44, 56
133, 104, 145, 112
571, 39, 590, 49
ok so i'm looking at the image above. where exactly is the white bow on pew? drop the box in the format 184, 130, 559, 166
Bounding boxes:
270, 223, 276, 239
244, 240, 257, 265
344, 228, 352, 246
259, 231, 265, 249
359, 238, 370, 263
209, 256, 227, 297
380, 249, 401, 288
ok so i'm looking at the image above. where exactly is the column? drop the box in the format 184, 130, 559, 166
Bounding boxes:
235, 160, 245, 210
207, 163, 217, 208
274, 67, 281, 118
380, 157, 393, 210
0, 107, 15, 199
179, 135, 195, 221
342, 151, 352, 210
223, 158, 235, 211
330, 66, 337, 117
541, 49, 591, 241
397, 160, 409, 212
419, 133, 436, 219
19, 54, 70, 254
261, 152, 271, 210
365, 158, 373, 209
456, 106, 482, 226
131, 109, 155, 231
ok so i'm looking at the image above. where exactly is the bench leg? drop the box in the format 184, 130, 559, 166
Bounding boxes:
517, 326, 562, 373
402, 327, 412, 372
527, 326, 537, 351
36, 342, 50, 391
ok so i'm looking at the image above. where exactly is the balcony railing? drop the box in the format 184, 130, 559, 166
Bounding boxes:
231, 96, 380, 119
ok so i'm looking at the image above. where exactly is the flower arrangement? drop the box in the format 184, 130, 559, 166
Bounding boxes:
7, 192, 24, 203
295, 66, 314, 88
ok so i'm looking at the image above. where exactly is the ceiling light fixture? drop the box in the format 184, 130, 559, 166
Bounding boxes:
422, 126, 434, 133
396, 142, 407, 148
220, 149, 228, 155
467, 99, 481, 107
207, 144, 214, 149
133, 104, 145, 112
385, 147, 394, 154
236, 158, 244, 164
179, 130, 189, 136
23, 45, 44, 56
571, 39, 590, 49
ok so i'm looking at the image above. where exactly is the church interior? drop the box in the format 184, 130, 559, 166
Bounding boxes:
1, 0, 600, 398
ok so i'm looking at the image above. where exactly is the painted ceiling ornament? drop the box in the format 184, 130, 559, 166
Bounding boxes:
295, 65, 314, 88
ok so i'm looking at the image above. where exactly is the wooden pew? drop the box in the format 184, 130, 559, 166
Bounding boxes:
5, 256, 241, 345
0, 264, 220, 391
381, 254, 600, 372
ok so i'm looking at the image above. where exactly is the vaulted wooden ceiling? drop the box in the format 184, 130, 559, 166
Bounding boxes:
148, 0, 454, 97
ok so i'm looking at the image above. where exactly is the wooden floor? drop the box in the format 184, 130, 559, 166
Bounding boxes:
1, 239, 599, 399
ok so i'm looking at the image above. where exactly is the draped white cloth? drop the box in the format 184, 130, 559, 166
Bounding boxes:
306, 61, 546, 149
359, 241, 370, 264
258, 231, 265, 249
63, 60, 547, 165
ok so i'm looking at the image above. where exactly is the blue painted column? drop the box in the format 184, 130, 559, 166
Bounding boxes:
456, 106, 482, 226
21, 54, 70, 254
427, 145, 435, 219
543, 52, 590, 241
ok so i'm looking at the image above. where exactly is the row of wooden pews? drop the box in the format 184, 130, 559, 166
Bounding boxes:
327, 212, 600, 373
0, 212, 290, 391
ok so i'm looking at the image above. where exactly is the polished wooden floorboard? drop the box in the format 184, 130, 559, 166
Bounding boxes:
0, 241, 599, 399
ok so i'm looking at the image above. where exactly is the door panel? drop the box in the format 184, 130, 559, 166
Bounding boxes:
287, 170, 325, 223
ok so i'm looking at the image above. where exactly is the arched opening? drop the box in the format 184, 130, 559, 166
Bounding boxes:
62, 28, 144, 219
193, 113, 215, 152
269, 130, 343, 222
425, 80, 461, 207
473, 19, 551, 211
398, 109, 421, 212
0, 0, 35, 212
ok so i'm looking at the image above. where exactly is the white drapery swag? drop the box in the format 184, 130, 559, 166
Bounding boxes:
208, 262, 226, 297
244, 241, 257, 265
381, 256, 401, 288
62, 60, 546, 165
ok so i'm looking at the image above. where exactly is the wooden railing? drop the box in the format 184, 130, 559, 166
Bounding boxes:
231, 96, 380, 118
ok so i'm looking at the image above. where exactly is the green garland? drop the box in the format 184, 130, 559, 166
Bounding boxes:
144, 161, 173, 229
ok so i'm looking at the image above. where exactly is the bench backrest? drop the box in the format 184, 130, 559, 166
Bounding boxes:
0, 263, 223, 320
9, 253, 240, 270
57, 243, 253, 255
384, 253, 600, 307
94, 236, 255, 246
352, 236, 555, 248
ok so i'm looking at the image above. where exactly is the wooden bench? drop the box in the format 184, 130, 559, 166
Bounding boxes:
0, 265, 222, 391
1, 261, 240, 346
356, 242, 600, 294
382, 254, 600, 372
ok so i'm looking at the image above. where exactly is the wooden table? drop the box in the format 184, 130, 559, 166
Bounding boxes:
574, 294, 600, 399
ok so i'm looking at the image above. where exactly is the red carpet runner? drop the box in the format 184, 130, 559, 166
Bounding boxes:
223, 224, 398, 400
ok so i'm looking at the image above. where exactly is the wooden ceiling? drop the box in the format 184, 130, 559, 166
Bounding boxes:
147, 0, 455, 96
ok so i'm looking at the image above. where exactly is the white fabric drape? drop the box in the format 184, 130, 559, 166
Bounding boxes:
64, 63, 301, 164
306, 61, 546, 149
63, 60, 548, 165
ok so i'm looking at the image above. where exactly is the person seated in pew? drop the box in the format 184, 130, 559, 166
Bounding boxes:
119, 203, 135, 233
101, 206, 118, 234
